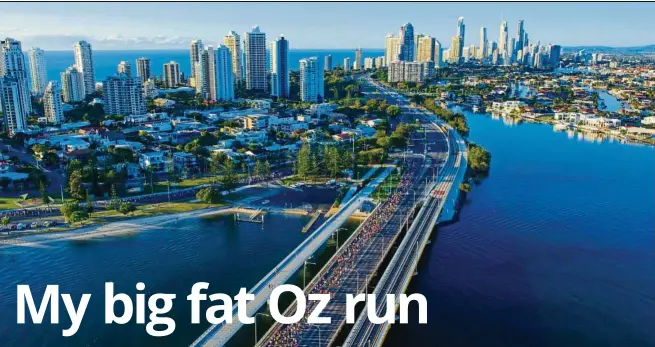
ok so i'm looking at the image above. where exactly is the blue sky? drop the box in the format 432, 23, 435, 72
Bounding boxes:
0, 2, 653, 50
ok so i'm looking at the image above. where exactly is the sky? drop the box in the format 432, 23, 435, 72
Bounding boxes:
0, 2, 653, 50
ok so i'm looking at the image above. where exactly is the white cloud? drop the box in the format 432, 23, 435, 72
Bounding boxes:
5, 34, 197, 50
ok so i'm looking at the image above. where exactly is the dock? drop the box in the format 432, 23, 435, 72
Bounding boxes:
301, 210, 322, 233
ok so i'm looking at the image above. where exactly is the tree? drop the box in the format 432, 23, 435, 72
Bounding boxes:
196, 187, 220, 204
109, 184, 120, 210
1, 216, 10, 227
254, 160, 264, 178
386, 105, 401, 118
70, 211, 89, 223
67, 170, 85, 201
61, 201, 82, 223
220, 159, 238, 192
118, 202, 136, 215
297, 143, 312, 179
264, 160, 271, 178
85, 189, 93, 213
40, 181, 49, 206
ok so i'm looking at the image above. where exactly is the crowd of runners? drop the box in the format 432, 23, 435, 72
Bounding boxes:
261, 164, 419, 347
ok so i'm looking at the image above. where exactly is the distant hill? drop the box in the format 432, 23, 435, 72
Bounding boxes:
563, 45, 655, 53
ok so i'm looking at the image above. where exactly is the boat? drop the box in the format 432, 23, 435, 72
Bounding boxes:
472, 106, 480, 113
261, 200, 270, 205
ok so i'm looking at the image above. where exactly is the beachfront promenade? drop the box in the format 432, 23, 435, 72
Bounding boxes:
190, 166, 393, 347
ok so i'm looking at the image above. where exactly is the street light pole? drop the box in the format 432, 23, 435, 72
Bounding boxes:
254, 312, 272, 345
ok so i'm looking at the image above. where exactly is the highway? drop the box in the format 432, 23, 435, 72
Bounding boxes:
344, 78, 468, 347
255, 76, 449, 347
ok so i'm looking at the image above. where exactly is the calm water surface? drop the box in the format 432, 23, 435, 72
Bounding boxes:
0, 213, 311, 346
385, 109, 655, 346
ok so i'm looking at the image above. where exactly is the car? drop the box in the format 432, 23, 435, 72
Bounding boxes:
9, 224, 17, 230
30, 222, 39, 228
16, 223, 26, 230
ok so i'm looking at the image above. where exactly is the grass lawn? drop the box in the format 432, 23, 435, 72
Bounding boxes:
87, 201, 227, 224
0, 197, 24, 210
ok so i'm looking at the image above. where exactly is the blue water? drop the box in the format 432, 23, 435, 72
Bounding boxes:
38, 49, 384, 83
385, 109, 655, 346
0, 213, 312, 346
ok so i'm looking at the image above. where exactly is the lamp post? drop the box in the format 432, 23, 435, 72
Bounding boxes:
335, 227, 347, 250
254, 312, 272, 345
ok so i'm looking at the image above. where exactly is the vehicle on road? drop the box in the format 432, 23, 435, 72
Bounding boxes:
16, 223, 26, 230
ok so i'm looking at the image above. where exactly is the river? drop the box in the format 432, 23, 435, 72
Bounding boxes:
385, 107, 655, 346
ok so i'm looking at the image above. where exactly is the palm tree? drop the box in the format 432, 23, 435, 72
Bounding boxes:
330, 86, 339, 100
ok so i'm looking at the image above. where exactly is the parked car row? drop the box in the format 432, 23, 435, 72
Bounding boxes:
1, 220, 59, 232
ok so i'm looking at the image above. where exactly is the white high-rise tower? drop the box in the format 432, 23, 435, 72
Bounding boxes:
43, 81, 64, 124
224, 31, 242, 83
213, 45, 235, 101
1, 38, 31, 133
479, 27, 488, 60
28, 47, 47, 94
244, 26, 267, 91
73, 40, 95, 96
299, 57, 324, 103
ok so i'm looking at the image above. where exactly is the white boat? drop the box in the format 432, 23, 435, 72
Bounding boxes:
472, 106, 480, 112
261, 200, 270, 205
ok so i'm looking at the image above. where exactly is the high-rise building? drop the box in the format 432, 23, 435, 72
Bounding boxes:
456, 17, 466, 61
398, 23, 415, 61
499, 21, 509, 64
374, 56, 385, 69
43, 81, 64, 124
299, 57, 323, 103
194, 48, 211, 99
60, 66, 84, 103
135, 57, 151, 82
1, 38, 32, 117
103, 73, 146, 116
450, 36, 462, 64
549, 45, 561, 68
213, 45, 235, 101
0, 79, 28, 134
516, 20, 525, 57
385, 34, 400, 64
416, 36, 435, 62
270, 35, 289, 98
387, 61, 426, 83
117, 61, 132, 77
224, 31, 242, 83
509, 38, 516, 64
479, 27, 488, 60
343, 57, 351, 72
73, 40, 95, 96
189, 39, 203, 82
163, 61, 181, 88
355, 48, 363, 70
364, 57, 374, 69
434, 40, 443, 67
28, 47, 47, 94
324, 54, 332, 71
244, 26, 267, 91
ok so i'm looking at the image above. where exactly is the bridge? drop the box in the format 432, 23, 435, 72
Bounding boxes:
190, 166, 394, 347
191, 77, 468, 347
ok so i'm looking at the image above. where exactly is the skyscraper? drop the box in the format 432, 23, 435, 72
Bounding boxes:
206, 46, 216, 100
324, 54, 332, 71
299, 57, 323, 103
499, 21, 509, 64
136, 57, 151, 82
103, 73, 146, 116
355, 48, 363, 70
213, 45, 235, 101
434, 40, 443, 67
163, 61, 181, 88
416, 36, 435, 62
343, 57, 351, 72
398, 23, 415, 61
189, 39, 203, 82
224, 31, 242, 83
549, 45, 561, 68
385, 34, 400, 63
455, 17, 465, 64
479, 27, 488, 60
194, 48, 211, 99
28, 47, 47, 94
244, 26, 267, 91
73, 40, 95, 96
509, 37, 516, 63
450, 36, 462, 64
270, 35, 289, 98
0, 80, 28, 134
43, 81, 64, 124
117, 61, 132, 77
60, 66, 84, 103
516, 20, 525, 57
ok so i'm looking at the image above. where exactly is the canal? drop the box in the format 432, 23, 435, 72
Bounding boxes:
385, 108, 655, 346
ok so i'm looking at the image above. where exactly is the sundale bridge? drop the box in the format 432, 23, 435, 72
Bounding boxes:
190, 77, 467, 347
